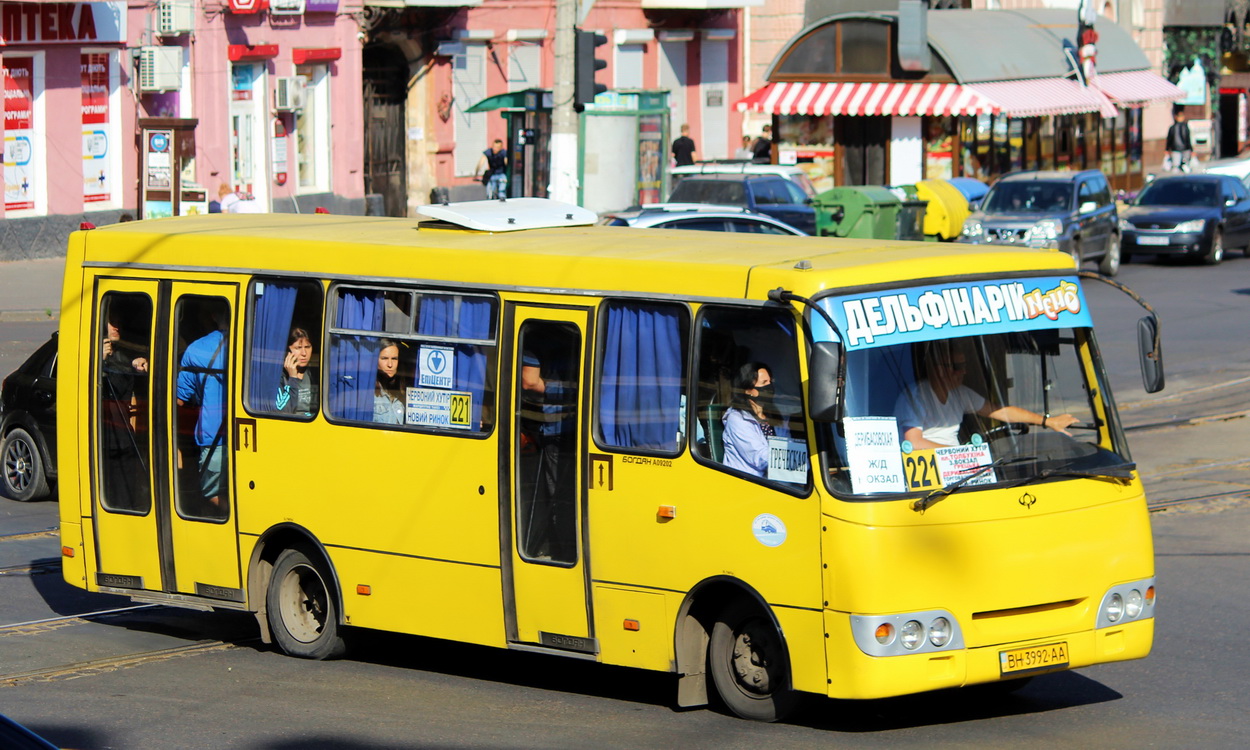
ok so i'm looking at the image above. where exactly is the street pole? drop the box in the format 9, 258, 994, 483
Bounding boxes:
550, 0, 578, 204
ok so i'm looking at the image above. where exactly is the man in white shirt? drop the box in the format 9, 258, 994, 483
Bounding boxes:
894, 343, 1078, 449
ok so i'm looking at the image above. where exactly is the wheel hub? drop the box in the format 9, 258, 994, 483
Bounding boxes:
731, 628, 773, 694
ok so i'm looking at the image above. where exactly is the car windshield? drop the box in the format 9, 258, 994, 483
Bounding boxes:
981, 182, 1073, 213
668, 180, 745, 205
813, 277, 1131, 499
1135, 180, 1220, 207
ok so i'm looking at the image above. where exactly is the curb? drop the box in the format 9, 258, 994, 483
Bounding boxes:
0, 310, 59, 323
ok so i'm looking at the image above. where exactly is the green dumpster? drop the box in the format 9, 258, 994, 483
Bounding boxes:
891, 185, 929, 242
812, 186, 901, 239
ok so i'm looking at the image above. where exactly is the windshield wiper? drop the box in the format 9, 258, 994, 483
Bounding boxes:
1001, 461, 1136, 489
912, 455, 1037, 513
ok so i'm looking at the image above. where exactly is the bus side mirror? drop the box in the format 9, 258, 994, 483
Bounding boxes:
809, 341, 843, 422
1138, 315, 1165, 393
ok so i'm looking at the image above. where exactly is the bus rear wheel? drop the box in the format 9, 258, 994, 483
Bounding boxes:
708, 600, 798, 722
266, 547, 346, 660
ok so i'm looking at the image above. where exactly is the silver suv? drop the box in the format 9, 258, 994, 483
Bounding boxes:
959, 170, 1122, 275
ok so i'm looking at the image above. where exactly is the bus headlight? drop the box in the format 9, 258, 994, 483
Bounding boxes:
1097, 578, 1156, 628
899, 620, 924, 650
850, 609, 964, 656
1125, 589, 1144, 618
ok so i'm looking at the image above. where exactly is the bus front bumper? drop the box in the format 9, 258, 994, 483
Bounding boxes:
823, 613, 1154, 700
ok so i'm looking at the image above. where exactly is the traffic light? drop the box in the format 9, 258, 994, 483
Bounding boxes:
574, 29, 608, 111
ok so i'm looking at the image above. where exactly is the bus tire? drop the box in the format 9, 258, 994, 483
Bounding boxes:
708, 599, 798, 722
2, 428, 50, 502
266, 547, 346, 660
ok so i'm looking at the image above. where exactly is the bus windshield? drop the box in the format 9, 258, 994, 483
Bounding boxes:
813, 276, 1131, 498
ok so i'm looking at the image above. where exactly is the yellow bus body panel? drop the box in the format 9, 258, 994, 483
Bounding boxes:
56, 214, 1153, 703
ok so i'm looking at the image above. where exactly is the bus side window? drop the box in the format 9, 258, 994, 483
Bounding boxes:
596, 300, 688, 453
173, 297, 231, 520
245, 278, 324, 419
97, 292, 154, 514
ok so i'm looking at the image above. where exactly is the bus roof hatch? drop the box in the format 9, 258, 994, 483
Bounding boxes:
416, 198, 597, 232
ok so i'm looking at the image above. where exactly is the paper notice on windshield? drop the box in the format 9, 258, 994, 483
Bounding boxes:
844, 417, 907, 493
935, 444, 995, 486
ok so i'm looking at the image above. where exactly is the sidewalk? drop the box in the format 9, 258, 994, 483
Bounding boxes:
0, 257, 65, 321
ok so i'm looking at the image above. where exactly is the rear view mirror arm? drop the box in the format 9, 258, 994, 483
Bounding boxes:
1077, 271, 1165, 392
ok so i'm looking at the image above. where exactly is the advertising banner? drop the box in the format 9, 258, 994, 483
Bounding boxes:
4, 56, 35, 211
82, 52, 110, 203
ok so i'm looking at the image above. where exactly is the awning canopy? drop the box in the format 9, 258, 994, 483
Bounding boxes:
735, 81, 1002, 117
736, 77, 1121, 119
964, 78, 1118, 119
1092, 70, 1184, 107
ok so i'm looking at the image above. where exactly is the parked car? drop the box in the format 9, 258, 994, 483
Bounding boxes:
1119, 174, 1250, 265
1200, 155, 1250, 182
671, 162, 818, 201
599, 203, 808, 235
958, 170, 1121, 275
1, 333, 57, 501
666, 173, 818, 235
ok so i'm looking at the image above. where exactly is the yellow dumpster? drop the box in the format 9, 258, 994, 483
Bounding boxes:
916, 179, 971, 241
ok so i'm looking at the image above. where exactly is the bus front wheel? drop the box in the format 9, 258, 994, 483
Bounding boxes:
266, 547, 346, 660
708, 600, 798, 722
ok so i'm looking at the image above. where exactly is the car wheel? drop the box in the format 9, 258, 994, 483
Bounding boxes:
1097, 233, 1122, 276
2, 427, 50, 501
1203, 229, 1224, 265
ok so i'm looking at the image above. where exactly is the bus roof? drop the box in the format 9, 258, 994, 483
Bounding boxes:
73, 212, 1077, 301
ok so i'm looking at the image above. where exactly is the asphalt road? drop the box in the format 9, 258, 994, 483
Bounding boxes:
1, 251, 1248, 748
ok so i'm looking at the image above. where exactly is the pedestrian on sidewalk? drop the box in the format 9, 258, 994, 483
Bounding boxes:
1166, 110, 1192, 173
672, 124, 698, 167
476, 139, 508, 199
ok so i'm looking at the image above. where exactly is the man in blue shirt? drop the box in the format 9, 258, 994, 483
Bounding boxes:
176, 306, 229, 511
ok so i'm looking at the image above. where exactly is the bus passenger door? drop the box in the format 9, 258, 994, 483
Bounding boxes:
90, 279, 162, 591
161, 283, 244, 600
505, 307, 593, 652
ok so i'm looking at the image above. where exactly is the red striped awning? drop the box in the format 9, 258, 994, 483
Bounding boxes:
735, 81, 1002, 117
965, 78, 1118, 119
1092, 70, 1184, 107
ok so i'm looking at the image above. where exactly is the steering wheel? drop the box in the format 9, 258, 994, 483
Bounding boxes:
983, 422, 1031, 442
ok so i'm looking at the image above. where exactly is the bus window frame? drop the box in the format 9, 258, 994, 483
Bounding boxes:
241, 275, 326, 423
590, 297, 693, 460
320, 280, 501, 438
689, 302, 813, 497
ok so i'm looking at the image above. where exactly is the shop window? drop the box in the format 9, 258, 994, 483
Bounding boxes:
295, 65, 331, 192
840, 22, 890, 75
246, 278, 325, 419
693, 306, 808, 489
775, 26, 836, 76
596, 301, 689, 454
3, 53, 44, 215
325, 284, 498, 433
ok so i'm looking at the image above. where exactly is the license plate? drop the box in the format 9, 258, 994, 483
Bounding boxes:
1136, 235, 1170, 246
999, 642, 1069, 675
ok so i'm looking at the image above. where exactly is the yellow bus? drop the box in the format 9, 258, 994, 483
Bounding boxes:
58, 199, 1162, 721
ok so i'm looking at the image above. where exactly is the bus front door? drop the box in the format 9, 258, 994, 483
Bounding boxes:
505, 307, 593, 652
163, 283, 244, 601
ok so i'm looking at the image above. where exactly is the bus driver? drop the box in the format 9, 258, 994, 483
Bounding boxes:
894, 341, 1078, 450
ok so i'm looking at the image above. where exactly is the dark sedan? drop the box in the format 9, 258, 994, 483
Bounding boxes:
1120, 174, 1250, 265
1, 333, 57, 501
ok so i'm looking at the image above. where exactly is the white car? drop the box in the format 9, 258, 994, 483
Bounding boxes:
671, 162, 818, 200
598, 203, 808, 235
1200, 156, 1250, 181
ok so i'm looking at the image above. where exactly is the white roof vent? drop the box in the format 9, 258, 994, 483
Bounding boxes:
416, 198, 597, 232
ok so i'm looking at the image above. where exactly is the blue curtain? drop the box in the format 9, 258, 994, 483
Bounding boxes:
599, 303, 683, 450
331, 290, 384, 421
418, 294, 494, 429
249, 281, 297, 411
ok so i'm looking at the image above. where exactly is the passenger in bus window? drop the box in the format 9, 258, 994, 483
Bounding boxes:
100, 304, 151, 511
373, 338, 405, 425
722, 361, 788, 478
894, 341, 1078, 450
176, 305, 229, 509
276, 327, 319, 417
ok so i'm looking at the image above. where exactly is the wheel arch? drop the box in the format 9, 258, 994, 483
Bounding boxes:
1, 414, 54, 477
245, 522, 344, 644
672, 575, 793, 708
